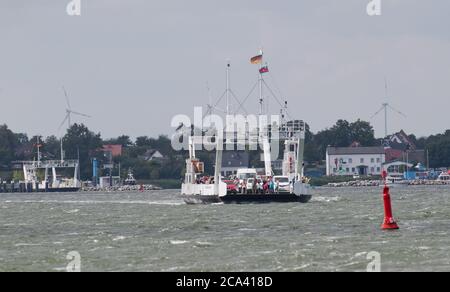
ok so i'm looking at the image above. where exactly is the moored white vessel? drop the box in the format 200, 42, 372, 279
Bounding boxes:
437, 171, 450, 183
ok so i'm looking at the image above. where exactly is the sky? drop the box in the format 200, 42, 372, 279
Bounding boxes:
0, 0, 449, 140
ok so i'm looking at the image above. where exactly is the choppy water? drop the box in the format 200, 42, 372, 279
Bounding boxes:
0, 186, 449, 272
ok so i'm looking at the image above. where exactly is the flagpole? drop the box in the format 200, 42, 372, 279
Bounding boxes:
259, 49, 263, 116
37, 136, 41, 166
226, 60, 230, 116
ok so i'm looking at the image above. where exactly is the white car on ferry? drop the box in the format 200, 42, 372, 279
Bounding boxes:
273, 176, 291, 193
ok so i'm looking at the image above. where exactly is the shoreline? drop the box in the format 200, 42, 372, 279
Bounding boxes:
326, 179, 450, 188
81, 184, 163, 192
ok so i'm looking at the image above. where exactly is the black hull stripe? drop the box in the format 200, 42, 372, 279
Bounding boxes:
183, 194, 312, 204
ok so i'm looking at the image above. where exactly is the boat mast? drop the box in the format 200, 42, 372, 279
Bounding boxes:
296, 125, 306, 181
184, 136, 197, 185
384, 103, 388, 138
384, 78, 389, 137
259, 49, 264, 115
189, 136, 196, 159
257, 49, 273, 176
226, 60, 231, 115
36, 136, 41, 166
60, 137, 64, 162
214, 136, 223, 195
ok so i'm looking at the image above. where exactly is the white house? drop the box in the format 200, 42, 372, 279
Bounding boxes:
326, 146, 386, 176
142, 150, 165, 162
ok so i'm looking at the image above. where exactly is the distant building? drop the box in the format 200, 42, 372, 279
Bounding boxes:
385, 148, 426, 165
387, 130, 416, 151
385, 130, 425, 165
384, 148, 404, 162
221, 151, 249, 177
141, 149, 166, 162
326, 146, 386, 176
102, 145, 123, 157
99, 176, 121, 188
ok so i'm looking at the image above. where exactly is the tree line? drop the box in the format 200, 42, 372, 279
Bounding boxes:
1, 121, 449, 180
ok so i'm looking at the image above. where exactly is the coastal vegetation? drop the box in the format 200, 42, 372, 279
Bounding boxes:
0, 121, 449, 182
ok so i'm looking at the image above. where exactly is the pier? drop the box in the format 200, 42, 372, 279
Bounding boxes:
0, 181, 37, 193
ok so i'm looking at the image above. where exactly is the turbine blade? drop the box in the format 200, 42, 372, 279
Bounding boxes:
384, 77, 388, 99
69, 110, 91, 118
62, 86, 72, 110
58, 115, 69, 131
388, 105, 406, 118
370, 106, 385, 119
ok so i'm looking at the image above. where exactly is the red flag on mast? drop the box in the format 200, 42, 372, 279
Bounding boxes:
259, 66, 269, 74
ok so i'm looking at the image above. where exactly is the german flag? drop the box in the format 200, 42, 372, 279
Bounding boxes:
259, 66, 269, 74
250, 54, 263, 64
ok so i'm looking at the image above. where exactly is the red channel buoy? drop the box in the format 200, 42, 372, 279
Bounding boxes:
380, 170, 399, 230
381, 185, 399, 230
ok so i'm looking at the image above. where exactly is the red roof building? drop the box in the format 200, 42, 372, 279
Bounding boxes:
102, 145, 123, 157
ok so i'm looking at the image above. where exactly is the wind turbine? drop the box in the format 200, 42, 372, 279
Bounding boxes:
371, 79, 406, 138
57, 86, 91, 162
58, 86, 91, 131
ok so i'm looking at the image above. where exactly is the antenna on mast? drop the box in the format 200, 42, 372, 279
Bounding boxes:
226, 59, 231, 116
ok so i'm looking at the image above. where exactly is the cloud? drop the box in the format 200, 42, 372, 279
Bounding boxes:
0, 0, 449, 139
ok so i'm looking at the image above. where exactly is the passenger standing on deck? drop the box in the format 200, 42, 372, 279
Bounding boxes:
263, 180, 269, 195
269, 178, 274, 194
252, 178, 258, 194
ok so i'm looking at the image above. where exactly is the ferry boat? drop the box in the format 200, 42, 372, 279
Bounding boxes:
21, 159, 81, 193
181, 123, 312, 204
180, 51, 312, 204
13, 136, 82, 193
